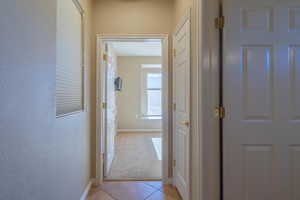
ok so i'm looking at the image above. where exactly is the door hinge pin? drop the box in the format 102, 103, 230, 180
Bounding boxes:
215, 16, 225, 29
215, 106, 225, 119
173, 103, 176, 111
102, 102, 107, 109
173, 49, 177, 57
173, 160, 176, 167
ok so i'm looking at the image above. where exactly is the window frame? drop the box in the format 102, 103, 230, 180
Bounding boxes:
140, 64, 162, 119
56, 0, 85, 118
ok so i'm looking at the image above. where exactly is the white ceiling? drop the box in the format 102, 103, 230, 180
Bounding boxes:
111, 42, 162, 56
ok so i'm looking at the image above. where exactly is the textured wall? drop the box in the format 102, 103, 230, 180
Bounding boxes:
0, 0, 93, 199
117, 56, 162, 130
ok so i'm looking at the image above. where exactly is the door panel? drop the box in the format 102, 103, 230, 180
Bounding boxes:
223, 0, 300, 200
241, 45, 273, 120
242, 145, 273, 200
173, 17, 190, 200
290, 146, 300, 200
175, 66, 186, 112
290, 46, 300, 119
289, 8, 300, 31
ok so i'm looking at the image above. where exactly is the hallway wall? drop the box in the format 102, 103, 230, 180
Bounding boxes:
174, 0, 193, 26
92, 0, 174, 35
0, 0, 93, 199
91, 0, 174, 177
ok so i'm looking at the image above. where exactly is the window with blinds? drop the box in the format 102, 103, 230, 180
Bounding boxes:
140, 64, 162, 119
56, 0, 84, 117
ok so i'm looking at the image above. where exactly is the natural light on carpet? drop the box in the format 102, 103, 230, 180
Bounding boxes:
151, 138, 162, 161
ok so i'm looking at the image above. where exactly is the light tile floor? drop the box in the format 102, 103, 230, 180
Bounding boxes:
87, 181, 182, 200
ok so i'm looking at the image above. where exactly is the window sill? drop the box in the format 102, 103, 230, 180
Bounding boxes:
139, 115, 162, 120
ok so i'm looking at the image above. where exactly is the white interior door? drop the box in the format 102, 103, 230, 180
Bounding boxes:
104, 44, 117, 176
173, 15, 191, 200
223, 1, 300, 200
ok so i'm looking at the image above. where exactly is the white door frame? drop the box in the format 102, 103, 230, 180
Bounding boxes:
95, 34, 170, 185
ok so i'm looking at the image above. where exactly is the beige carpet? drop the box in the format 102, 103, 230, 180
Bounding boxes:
106, 132, 162, 179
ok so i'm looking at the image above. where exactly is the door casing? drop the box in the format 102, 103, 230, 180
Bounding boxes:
196, 0, 221, 200
95, 34, 170, 185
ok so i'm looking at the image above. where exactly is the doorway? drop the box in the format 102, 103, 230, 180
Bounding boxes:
96, 35, 170, 183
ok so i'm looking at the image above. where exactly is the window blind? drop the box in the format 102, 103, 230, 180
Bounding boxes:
56, 0, 84, 117
140, 65, 162, 117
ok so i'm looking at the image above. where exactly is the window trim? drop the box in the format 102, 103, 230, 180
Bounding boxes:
140, 65, 162, 118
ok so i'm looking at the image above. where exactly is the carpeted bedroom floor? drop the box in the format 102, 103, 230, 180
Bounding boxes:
106, 132, 162, 180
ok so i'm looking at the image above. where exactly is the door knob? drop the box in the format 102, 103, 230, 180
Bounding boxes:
181, 121, 190, 127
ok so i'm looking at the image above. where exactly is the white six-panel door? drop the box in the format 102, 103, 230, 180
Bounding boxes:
173, 14, 191, 200
223, 0, 300, 199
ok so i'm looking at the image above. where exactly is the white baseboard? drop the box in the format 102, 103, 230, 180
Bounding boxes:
117, 129, 162, 133
80, 180, 93, 200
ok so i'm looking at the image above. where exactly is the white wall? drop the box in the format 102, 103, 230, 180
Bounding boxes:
117, 56, 162, 130
0, 0, 93, 199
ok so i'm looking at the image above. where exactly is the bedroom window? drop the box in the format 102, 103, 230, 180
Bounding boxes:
141, 64, 162, 119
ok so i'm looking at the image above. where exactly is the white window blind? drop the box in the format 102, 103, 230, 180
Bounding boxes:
146, 73, 162, 115
56, 0, 84, 117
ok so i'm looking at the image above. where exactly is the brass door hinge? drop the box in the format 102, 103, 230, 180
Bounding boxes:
103, 54, 108, 61
102, 102, 107, 109
173, 160, 176, 167
215, 16, 225, 29
173, 49, 177, 57
215, 106, 225, 119
101, 152, 105, 159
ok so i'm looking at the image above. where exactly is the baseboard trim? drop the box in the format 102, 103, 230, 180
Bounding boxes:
117, 129, 162, 133
80, 180, 93, 200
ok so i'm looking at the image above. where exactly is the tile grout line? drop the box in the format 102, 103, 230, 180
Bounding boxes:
143, 187, 160, 200
142, 182, 163, 190
100, 182, 161, 200
89, 188, 119, 200
140, 182, 161, 200
100, 189, 119, 200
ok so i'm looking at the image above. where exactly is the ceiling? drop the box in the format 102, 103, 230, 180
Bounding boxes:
111, 42, 162, 56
